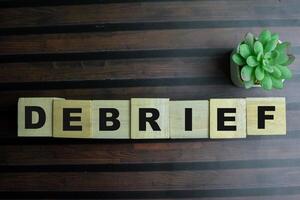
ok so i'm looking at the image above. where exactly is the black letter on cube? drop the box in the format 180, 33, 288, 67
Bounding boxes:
63, 108, 82, 131
217, 108, 236, 131
258, 106, 275, 129
139, 108, 161, 131
25, 106, 46, 129
99, 108, 120, 131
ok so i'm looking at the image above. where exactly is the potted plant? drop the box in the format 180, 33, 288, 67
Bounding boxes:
231, 29, 295, 90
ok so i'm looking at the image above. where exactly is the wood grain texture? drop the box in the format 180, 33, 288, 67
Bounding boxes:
1, 0, 300, 198
0, 57, 229, 83
2, 167, 300, 191
1, 27, 300, 55
1, 137, 300, 165
0, 0, 299, 28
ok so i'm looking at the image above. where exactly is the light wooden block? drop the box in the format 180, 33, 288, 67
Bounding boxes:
170, 100, 209, 139
53, 100, 92, 138
210, 98, 246, 139
92, 100, 130, 139
18, 97, 63, 137
131, 98, 169, 139
247, 97, 286, 135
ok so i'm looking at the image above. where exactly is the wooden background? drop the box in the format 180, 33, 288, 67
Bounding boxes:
0, 0, 300, 199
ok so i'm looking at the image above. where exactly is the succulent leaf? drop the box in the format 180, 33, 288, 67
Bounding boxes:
261, 74, 272, 90
255, 66, 265, 81
271, 50, 280, 60
259, 30, 271, 45
276, 42, 290, 53
241, 65, 253, 81
271, 33, 279, 41
244, 32, 254, 49
263, 65, 274, 73
254, 41, 263, 55
257, 52, 263, 61
272, 66, 282, 78
239, 44, 251, 59
264, 39, 278, 52
276, 52, 289, 65
271, 76, 284, 89
278, 65, 292, 79
264, 52, 272, 59
244, 78, 255, 89
247, 56, 258, 67
232, 53, 245, 66
262, 59, 269, 66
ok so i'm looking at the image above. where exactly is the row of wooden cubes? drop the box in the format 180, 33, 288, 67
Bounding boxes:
18, 97, 286, 139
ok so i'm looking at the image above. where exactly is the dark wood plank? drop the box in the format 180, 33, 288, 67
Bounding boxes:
99, 197, 300, 200
0, 82, 300, 105
1, 167, 300, 191
126, 196, 300, 200
0, 0, 299, 28
0, 57, 298, 84
0, 57, 228, 83
203, 197, 300, 200
1, 191, 300, 199
1, 137, 300, 165
0, 27, 299, 55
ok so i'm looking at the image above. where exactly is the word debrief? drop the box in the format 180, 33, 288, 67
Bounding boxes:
18, 97, 287, 139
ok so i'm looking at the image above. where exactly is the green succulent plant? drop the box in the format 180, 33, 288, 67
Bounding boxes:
231, 29, 294, 90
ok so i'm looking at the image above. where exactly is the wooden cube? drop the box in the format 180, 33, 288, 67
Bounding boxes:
210, 98, 246, 139
247, 97, 286, 135
53, 100, 92, 138
92, 100, 130, 139
170, 100, 209, 139
18, 97, 63, 137
131, 98, 169, 139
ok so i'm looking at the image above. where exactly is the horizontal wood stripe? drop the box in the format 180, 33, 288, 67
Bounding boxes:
0, 84, 299, 106
1, 138, 300, 165
183, 196, 300, 200
2, 159, 300, 172
0, 48, 299, 63
1, 167, 300, 191
0, 28, 299, 55
0, 77, 233, 90
0, 57, 298, 84
0, 57, 228, 83
0, 186, 299, 200
0, 75, 300, 91
1, 187, 300, 199
0, 1, 299, 28
2, 20, 300, 36
192, 195, 300, 200
0, 48, 233, 63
